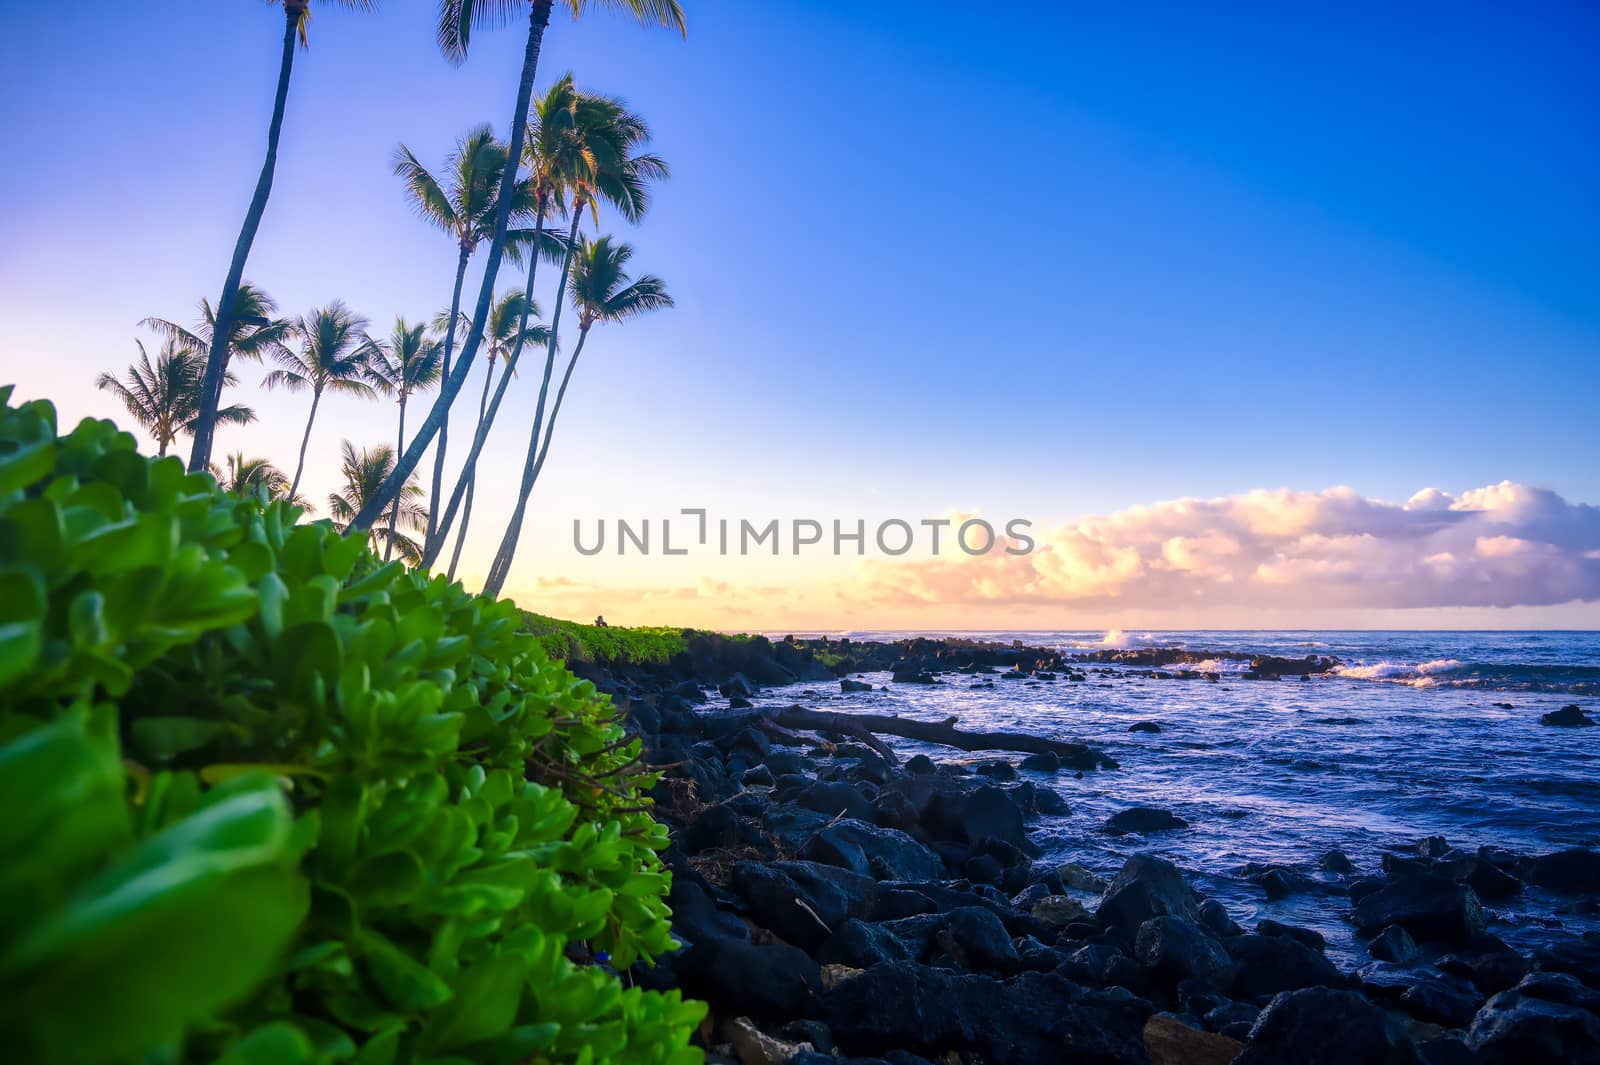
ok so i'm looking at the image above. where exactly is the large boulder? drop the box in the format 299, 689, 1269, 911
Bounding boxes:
1227, 933, 1342, 1000
1540, 704, 1596, 727
675, 934, 823, 1021
732, 860, 877, 951
1535, 932, 1600, 989
1523, 849, 1600, 895
1467, 982, 1600, 1065
817, 914, 944, 969
1352, 874, 1487, 945
718, 672, 756, 699
801, 818, 945, 881
1105, 807, 1190, 836
819, 963, 1152, 1065
1234, 988, 1424, 1065
796, 779, 875, 822
1136, 916, 1235, 991
1357, 963, 1484, 1028
948, 785, 1033, 853
1097, 853, 1206, 936
944, 906, 1020, 971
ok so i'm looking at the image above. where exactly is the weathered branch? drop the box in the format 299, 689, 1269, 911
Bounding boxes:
761, 704, 1106, 770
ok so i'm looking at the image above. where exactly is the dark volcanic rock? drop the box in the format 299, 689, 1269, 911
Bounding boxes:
1320, 849, 1355, 874
840, 678, 873, 692
1105, 806, 1190, 836
1541, 703, 1596, 727
949, 784, 1032, 852
718, 672, 756, 699
1249, 865, 1321, 900
1136, 916, 1235, 991
1227, 932, 1342, 1000
1468, 981, 1600, 1065
732, 860, 876, 951
801, 818, 945, 881
1098, 853, 1206, 937
1352, 874, 1487, 945
675, 934, 822, 1021
1234, 987, 1424, 1065
1128, 720, 1163, 733
796, 779, 875, 822
1433, 849, 1524, 900
1523, 848, 1600, 895
945, 905, 1021, 971
1535, 931, 1600, 989
1019, 750, 1060, 772
818, 914, 944, 969
1256, 919, 1326, 952
973, 759, 1018, 782
1369, 924, 1420, 964
680, 804, 742, 854
819, 962, 1152, 1065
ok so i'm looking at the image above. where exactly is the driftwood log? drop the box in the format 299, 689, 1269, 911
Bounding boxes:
745, 704, 1107, 771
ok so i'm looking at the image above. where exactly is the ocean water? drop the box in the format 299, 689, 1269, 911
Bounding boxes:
772, 630, 1600, 963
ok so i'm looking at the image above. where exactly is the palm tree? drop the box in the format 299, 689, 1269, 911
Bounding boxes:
392, 126, 534, 547
97, 339, 254, 457
365, 318, 443, 560
189, 0, 377, 475
482, 235, 670, 596
327, 441, 428, 564
349, 0, 684, 534
443, 289, 551, 579
143, 282, 294, 420
422, 85, 664, 571
262, 302, 377, 498
213, 453, 309, 510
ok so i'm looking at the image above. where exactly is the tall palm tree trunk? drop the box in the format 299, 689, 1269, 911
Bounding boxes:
189, 6, 300, 473
424, 245, 471, 553
385, 396, 407, 562
483, 325, 588, 597
421, 205, 551, 569
445, 354, 499, 579
350, 0, 553, 532
288, 389, 322, 500
480, 210, 581, 594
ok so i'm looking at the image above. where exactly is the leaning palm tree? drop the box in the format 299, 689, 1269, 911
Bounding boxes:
262, 301, 377, 498
212, 452, 310, 510
97, 339, 254, 456
393, 126, 535, 546
482, 235, 670, 596
327, 441, 429, 564
143, 281, 294, 419
365, 318, 443, 559
189, 0, 377, 475
443, 289, 551, 579
349, 0, 684, 534
423, 86, 665, 571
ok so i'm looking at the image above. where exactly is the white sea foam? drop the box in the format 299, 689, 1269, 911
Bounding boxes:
1336, 658, 1468, 688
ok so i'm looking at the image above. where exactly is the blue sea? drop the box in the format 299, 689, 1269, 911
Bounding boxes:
771, 631, 1600, 963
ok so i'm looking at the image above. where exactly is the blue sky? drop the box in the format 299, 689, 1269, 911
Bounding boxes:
2, 2, 1596, 627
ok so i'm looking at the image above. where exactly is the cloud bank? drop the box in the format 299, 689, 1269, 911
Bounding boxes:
850, 481, 1600, 612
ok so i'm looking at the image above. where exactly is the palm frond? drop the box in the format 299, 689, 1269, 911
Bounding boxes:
393, 144, 459, 232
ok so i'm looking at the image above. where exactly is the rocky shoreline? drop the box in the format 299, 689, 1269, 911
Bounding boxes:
568, 634, 1600, 1065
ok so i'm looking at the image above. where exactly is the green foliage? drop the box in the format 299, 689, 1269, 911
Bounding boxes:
521, 614, 693, 667
0, 388, 703, 1065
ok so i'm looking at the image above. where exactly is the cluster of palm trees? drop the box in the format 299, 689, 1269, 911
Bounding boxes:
100, 0, 686, 591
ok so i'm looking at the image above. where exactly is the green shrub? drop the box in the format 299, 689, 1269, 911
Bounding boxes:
520, 614, 752, 668
0, 388, 704, 1065
521, 615, 690, 667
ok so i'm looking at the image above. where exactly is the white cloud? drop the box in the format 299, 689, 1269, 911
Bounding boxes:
852, 481, 1600, 611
